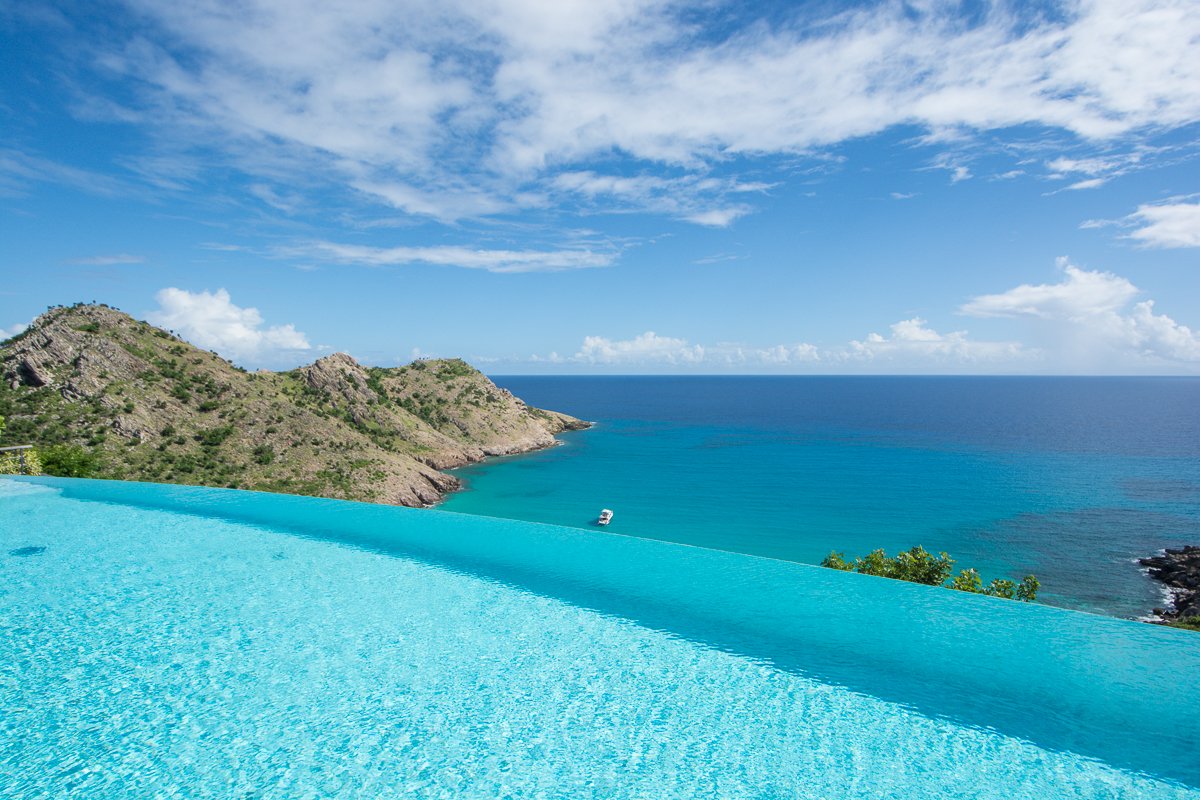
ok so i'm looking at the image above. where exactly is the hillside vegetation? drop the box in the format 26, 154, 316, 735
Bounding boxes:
0, 304, 586, 505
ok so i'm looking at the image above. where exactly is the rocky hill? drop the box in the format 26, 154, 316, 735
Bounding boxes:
0, 304, 587, 506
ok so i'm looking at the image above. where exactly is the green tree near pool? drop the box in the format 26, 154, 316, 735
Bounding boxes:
38, 444, 100, 477
821, 545, 1039, 602
0, 414, 102, 477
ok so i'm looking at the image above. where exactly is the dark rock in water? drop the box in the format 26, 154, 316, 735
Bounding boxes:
1139, 545, 1200, 624
8, 545, 46, 557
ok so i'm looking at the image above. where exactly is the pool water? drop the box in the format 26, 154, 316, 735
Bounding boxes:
3, 477, 1199, 798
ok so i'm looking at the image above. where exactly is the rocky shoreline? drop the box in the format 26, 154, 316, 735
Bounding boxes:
1139, 546, 1200, 627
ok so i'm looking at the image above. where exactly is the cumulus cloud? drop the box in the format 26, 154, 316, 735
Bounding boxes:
1127, 202, 1200, 248
575, 332, 706, 365
0, 321, 30, 340
146, 288, 311, 363
960, 258, 1200, 365
960, 258, 1137, 319
846, 318, 1026, 363
1121, 301, 1200, 361
56, 0, 1200, 223
284, 240, 615, 273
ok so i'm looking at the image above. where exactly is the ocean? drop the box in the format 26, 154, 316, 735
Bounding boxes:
442, 376, 1200, 618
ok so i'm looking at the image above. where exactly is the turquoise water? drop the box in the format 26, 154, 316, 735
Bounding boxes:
444, 377, 1200, 618
3, 477, 1200, 798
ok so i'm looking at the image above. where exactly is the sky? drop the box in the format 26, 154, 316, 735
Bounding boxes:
2, 0, 1199, 374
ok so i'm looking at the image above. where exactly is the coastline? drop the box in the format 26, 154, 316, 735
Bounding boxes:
1139, 546, 1200, 628
426, 417, 593, 508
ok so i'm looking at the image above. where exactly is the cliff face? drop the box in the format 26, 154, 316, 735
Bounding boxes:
0, 304, 587, 506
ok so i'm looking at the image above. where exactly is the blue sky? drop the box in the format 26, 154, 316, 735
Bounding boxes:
2, 0, 1199, 374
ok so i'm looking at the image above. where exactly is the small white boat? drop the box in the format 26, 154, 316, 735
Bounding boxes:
597, 509, 614, 526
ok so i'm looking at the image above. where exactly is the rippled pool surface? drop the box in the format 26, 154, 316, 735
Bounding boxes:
3, 477, 1199, 799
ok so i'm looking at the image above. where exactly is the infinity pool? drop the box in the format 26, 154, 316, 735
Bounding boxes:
2, 477, 1198, 798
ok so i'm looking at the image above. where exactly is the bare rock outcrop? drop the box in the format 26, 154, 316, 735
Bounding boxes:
1141, 546, 1200, 624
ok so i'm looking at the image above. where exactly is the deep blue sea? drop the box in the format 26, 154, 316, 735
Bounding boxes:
443, 376, 1200, 618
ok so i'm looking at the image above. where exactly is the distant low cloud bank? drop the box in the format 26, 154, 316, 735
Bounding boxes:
505, 259, 1200, 373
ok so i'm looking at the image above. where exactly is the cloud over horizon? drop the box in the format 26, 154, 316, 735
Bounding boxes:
525, 324, 1019, 371
846, 318, 1027, 364
500, 259, 1200, 373
961, 258, 1200, 366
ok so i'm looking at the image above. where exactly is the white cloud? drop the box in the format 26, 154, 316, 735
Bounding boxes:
692, 252, 744, 265
960, 258, 1200, 365
352, 179, 511, 221
1122, 301, 1200, 361
0, 321, 30, 340
846, 318, 1025, 363
1127, 202, 1200, 248
286, 240, 615, 273
0, 148, 126, 197
69, 0, 1200, 223
1065, 177, 1107, 191
146, 287, 311, 363
733, 343, 821, 365
66, 253, 146, 266
1046, 155, 1124, 177
247, 183, 302, 214
525, 324, 1019, 370
549, 170, 765, 226
960, 257, 1137, 321
682, 207, 750, 227
961, 257, 1138, 319
1047, 157, 1103, 176
514, 275, 1200, 370
575, 332, 706, 365
563, 332, 822, 367
1043, 147, 1158, 189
